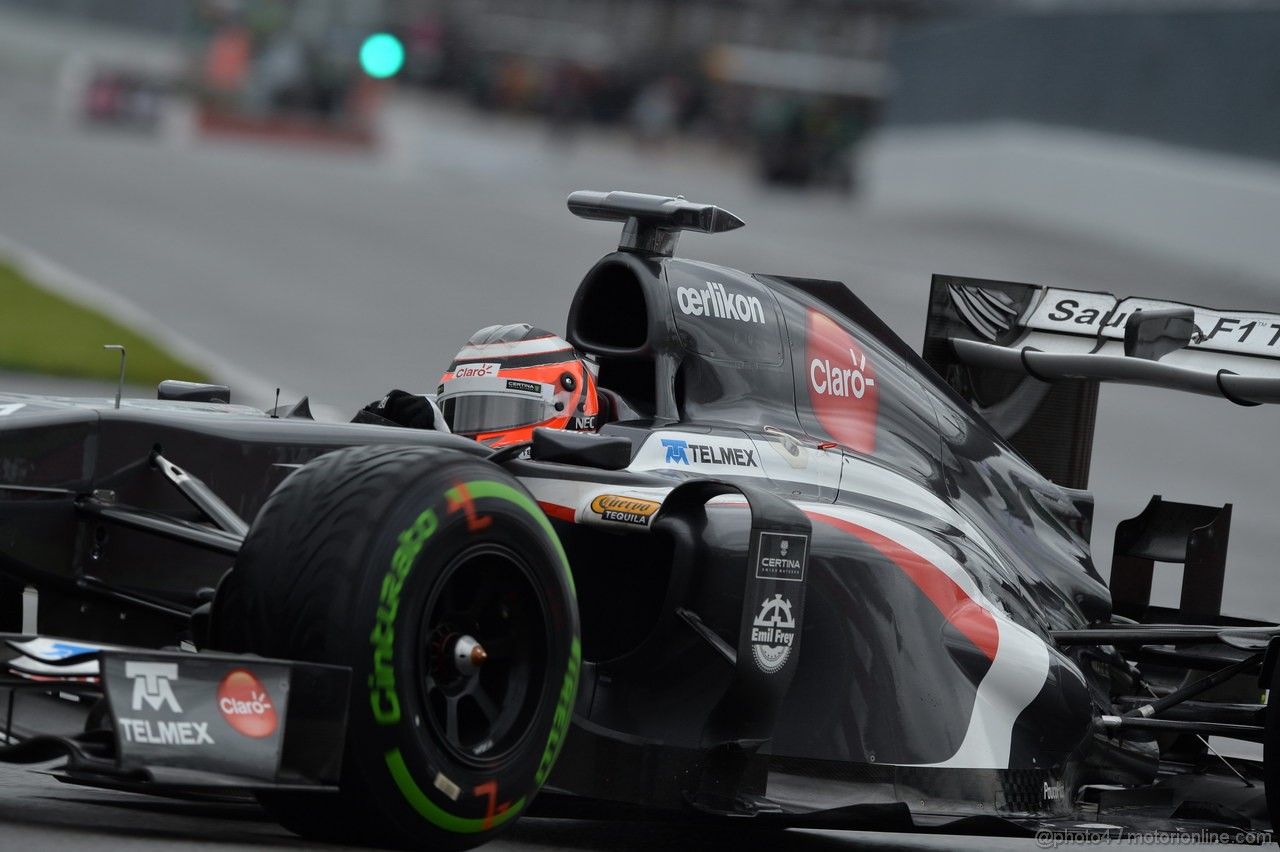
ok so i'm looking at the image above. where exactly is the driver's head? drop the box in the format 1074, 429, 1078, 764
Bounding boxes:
437, 324, 600, 448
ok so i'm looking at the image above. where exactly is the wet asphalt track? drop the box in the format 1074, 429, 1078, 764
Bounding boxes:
1, 46, 1280, 852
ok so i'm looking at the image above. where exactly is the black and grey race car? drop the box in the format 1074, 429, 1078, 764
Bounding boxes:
1, 190, 1278, 849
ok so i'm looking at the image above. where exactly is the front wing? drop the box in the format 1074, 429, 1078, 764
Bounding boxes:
0, 634, 349, 793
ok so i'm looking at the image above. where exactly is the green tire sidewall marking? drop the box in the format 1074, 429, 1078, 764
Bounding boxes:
386, 748, 526, 833
462, 478, 576, 597
381, 477, 579, 834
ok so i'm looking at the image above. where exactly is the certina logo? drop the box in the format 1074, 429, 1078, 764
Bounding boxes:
590, 494, 661, 527
756, 532, 808, 582
661, 438, 757, 468
126, 661, 182, 713
676, 281, 766, 324
751, 594, 796, 673
218, 669, 279, 738
453, 362, 499, 379
505, 379, 542, 394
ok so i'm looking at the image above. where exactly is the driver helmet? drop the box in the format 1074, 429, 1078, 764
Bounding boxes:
437, 324, 600, 448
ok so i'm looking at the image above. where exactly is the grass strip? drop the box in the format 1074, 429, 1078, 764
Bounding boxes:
0, 259, 210, 386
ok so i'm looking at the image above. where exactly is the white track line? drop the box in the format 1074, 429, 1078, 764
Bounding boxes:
0, 231, 291, 410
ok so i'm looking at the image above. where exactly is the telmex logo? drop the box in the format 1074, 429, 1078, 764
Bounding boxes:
661, 438, 758, 468
218, 669, 279, 738
126, 661, 183, 713
676, 281, 765, 324
453, 362, 499, 379
590, 494, 661, 526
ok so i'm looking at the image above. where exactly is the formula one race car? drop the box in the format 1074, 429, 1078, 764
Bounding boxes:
1, 190, 1279, 849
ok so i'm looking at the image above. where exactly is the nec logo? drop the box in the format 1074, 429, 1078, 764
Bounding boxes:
676, 281, 765, 324
125, 661, 183, 713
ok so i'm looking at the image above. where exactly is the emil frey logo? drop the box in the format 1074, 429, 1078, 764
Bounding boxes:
661, 438, 758, 468
751, 594, 797, 673
676, 281, 766, 324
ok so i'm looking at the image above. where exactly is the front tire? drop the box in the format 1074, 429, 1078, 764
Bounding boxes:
213, 445, 579, 850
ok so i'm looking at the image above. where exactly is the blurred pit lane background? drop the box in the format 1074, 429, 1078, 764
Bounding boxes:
1, 2, 1280, 846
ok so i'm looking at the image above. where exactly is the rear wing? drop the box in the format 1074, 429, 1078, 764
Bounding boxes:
923, 275, 1280, 490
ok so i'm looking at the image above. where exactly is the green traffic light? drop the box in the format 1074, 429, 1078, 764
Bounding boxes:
360, 33, 405, 79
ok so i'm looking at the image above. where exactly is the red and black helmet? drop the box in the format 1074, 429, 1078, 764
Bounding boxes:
437, 324, 600, 448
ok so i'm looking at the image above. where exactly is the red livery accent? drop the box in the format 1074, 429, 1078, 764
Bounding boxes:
805, 310, 879, 454
217, 669, 278, 738
538, 501, 576, 522
809, 511, 999, 662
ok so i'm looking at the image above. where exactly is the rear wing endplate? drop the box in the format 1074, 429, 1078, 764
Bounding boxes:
924, 276, 1280, 489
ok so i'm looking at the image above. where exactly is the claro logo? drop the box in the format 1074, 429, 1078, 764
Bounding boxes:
806, 310, 879, 454
676, 281, 765, 324
217, 669, 279, 738
452, 362, 499, 379
811, 349, 875, 400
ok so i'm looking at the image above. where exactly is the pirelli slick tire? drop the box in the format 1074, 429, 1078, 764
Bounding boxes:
212, 445, 580, 851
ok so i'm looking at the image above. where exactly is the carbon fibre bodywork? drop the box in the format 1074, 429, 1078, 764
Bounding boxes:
522, 246, 1107, 820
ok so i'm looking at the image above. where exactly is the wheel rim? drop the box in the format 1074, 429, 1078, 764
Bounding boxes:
415, 543, 551, 769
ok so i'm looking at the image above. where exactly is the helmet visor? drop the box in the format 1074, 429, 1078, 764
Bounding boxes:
440, 392, 552, 435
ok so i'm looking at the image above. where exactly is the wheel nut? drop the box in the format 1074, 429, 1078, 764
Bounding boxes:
453, 635, 486, 675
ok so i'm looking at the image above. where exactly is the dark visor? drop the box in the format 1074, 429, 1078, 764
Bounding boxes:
441, 394, 549, 435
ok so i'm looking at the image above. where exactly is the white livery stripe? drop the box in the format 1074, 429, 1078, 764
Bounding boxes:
520, 475, 1054, 770
803, 503, 1051, 770
456, 338, 574, 359
920, 617, 1051, 769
